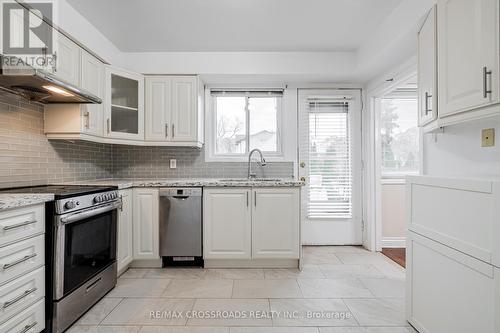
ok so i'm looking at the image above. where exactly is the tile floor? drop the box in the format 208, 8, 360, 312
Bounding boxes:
68, 246, 416, 333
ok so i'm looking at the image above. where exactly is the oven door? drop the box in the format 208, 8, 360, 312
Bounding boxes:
54, 201, 120, 300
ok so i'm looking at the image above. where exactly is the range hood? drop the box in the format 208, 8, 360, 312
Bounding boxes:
0, 55, 101, 104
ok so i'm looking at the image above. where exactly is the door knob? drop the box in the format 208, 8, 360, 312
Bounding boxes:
300, 177, 306, 182
300, 161, 306, 168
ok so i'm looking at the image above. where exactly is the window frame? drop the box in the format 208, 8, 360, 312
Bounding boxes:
379, 94, 420, 179
205, 91, 284, 162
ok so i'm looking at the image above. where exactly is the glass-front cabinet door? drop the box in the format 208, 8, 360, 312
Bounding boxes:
104, 67, 144, 140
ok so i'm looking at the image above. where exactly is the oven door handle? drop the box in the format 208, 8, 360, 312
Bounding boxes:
60, 201, 122, 225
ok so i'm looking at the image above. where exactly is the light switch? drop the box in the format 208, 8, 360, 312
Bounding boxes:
170, 159, 177, 169
482, 128, 495, 147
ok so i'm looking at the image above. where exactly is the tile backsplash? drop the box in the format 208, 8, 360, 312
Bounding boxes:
113, 146, 294, 179
0, 91, 294, 188
0, 91, 113, 189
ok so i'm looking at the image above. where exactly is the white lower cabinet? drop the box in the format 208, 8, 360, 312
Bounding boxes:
252, 188, 299, 259
0, 298, 44, 332
407, 231, 500, 333
132, 188, 159, 260
0, 204, 45, 332
203, 187, 300, 260
203, 188, 252, 259
117, 189, 133, 273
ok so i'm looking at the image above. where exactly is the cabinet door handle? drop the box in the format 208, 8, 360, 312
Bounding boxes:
172, 124, 175, 138
254, 191, 257, 207
3, 287, 37, 309
3, 220, 37, 231
84, 111, 90, 129
165, 123, 168, 138
52, 51, 57, 73
107, 118, 110, 134
246, 191, 249, 207
483, 66, 492, 98
3, 253, 37, 270
424, 92, 432, 115
17, 321, 37, 333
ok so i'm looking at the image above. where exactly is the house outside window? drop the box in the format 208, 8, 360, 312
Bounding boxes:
207, 90, 283, 161
380, 97, 420, 177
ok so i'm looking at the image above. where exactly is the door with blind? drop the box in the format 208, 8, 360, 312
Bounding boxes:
298, 89, 362, 245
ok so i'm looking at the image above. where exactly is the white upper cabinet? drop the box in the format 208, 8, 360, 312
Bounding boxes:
145, 77, 172, 141
437, 0, 499, 117
80, 50, 104, 137
171, 76, 199, 142
105, 67, 145, 141
252, 188, 300, 259
418, 5, 438, 127
54, 32, 80, 86
145, 76, 204, 146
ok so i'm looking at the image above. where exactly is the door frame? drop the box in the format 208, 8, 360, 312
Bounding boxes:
298, 88, 363, 245
363, 58, 421, 251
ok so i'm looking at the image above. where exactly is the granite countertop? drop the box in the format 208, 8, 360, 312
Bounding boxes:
64, 178, 305, 189
0, 193, 54, 211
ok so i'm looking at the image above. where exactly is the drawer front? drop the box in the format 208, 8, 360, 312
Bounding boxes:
407, 232, 499, 333
0, 235, 44, 286
0, 205, 44, 248
0, 267, 44, 324
407, 179, 494, 263
0, 298, 44, 333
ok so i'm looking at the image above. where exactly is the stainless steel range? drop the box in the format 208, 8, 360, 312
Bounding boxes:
3, 185, 121, 333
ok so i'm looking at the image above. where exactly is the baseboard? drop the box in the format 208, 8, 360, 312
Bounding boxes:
381, 237, 406, 248
204, 259, 299, 268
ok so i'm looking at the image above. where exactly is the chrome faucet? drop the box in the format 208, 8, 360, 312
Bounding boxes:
247, 149, 267, 179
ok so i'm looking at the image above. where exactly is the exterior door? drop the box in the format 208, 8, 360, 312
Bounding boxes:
203, 188, 251, 259
438, 0, 499, 116
298, 89, 363, 245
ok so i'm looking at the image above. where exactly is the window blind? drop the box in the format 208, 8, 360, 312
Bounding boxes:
210, 89, 284, 97
307, 99, 352, 219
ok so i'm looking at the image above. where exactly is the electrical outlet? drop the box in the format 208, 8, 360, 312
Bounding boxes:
170, 159, 177, 169
482, 128, 495, 147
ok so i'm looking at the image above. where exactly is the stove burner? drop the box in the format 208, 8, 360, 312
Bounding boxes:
0, 185, 117, 199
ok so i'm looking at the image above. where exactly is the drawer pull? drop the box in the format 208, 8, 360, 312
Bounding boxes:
17, 321, 37, 333
3, 220, 37, 231
2, 253, 37, 270
3, 287, 38, 309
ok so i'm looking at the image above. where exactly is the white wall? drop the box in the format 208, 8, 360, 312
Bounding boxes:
381, 182, 406, 247
423, 116, 500, 177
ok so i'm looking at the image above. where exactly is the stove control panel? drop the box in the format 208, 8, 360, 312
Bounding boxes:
56, 190, 120, 214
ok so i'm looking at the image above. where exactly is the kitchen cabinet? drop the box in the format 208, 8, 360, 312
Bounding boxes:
54, 32, 80, 86
105, 67, 144, 141
437, 0, 499, 117
132, 188, 159, 260
145, 75, 204, 146
203, 188, 252, 259
252, 188, 300, 259
203, 187, 300, 261
80, 50, 104, 137
117, 189, 133, 274
44, 51, 105, 139
418, 5, 438, 127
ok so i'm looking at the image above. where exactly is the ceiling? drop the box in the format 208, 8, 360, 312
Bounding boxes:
66, 0, 402, 52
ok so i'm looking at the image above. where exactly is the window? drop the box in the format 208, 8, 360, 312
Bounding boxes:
210, 90, 282, 158
308, 99, 352, 219
380, 97, 419, 177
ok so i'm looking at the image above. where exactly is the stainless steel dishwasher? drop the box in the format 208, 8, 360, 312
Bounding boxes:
159, 187, 203, 266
